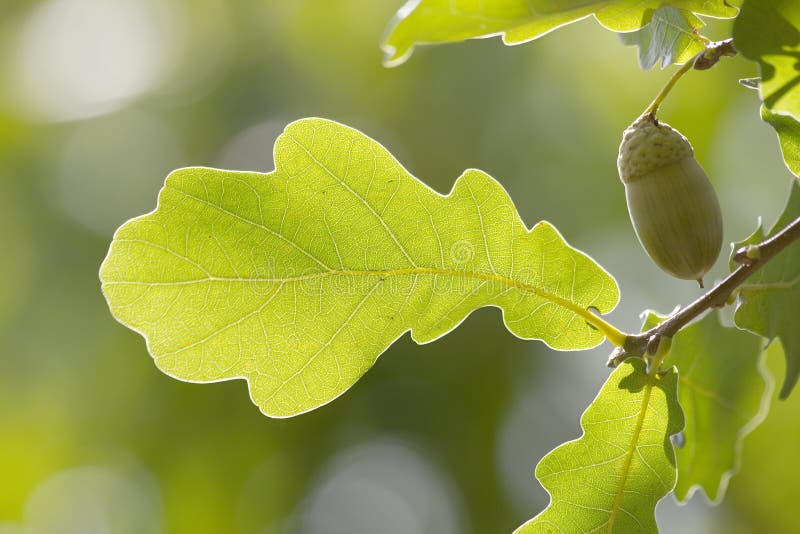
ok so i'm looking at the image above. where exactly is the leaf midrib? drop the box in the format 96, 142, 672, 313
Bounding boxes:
679, 375, 750, 420
606, 370, 657, 532
740, 273, 800, 293
104, 265, 610, 333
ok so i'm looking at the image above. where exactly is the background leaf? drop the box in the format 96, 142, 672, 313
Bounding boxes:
734, 0, 800, 176
382, 0, 735, 67
618, 6, 705, 71
663, 311, 771, 502
731, 179, 800, 399
516, 357, 683, 533
762, 106, 800, 176
100, 118, 620, 418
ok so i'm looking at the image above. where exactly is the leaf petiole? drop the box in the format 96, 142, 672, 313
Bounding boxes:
581, 310, 628, 347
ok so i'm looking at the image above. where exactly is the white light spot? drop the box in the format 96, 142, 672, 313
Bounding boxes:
300, 439, 465, 534
11, 0, 183, 121
23, 464, 161, 534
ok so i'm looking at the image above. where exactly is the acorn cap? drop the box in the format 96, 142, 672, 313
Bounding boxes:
618, 115, 693, 183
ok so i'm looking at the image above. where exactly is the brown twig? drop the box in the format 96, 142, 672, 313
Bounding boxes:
608, 214, 800, 367
693, 39, 737, 71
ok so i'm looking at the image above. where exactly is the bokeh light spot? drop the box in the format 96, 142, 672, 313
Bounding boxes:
11, 0, 182, 121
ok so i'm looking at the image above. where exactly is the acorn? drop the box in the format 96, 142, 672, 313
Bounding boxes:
617, 115, 723, 287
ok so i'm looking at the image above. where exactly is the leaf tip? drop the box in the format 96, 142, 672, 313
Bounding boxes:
380, 0, 421, 68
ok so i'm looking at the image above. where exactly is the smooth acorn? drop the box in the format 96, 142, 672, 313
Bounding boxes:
617, 115, 723, 287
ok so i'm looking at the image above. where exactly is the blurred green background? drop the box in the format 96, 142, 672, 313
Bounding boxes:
0, 1, 797, 532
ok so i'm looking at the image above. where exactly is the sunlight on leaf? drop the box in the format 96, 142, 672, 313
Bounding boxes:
618, 6, 705, 70
762, 106, 800, 176
382, 0, 735, 67
662, 311, 771, 503
100, 118, 620, 417
731, 179, 800, 399
516, 344, 683, 532
735, 0, 800, 177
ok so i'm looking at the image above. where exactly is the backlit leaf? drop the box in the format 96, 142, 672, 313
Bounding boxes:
383, 0, 736, 67
731, 179, 800, 399
663, 311, 771, 502
734, 0, 800, 177
516, 345, 683, 532
100, 118, 620, 417
618, 6, 705, 71
762, 106, 800, 176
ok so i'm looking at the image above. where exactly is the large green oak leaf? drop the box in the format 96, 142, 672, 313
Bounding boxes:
100, 118, 620, 417
734, 0, 800, 176
516, 356, 683, 533
663, 311, 771, 502
382, 0, 736, 67
730, 179, 800, 399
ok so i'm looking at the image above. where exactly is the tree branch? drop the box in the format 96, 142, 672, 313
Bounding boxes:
608, 213, 800, 367
692, 39, 736, 71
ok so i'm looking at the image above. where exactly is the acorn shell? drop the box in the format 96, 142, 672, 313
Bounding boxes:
618, 117, 723, 284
